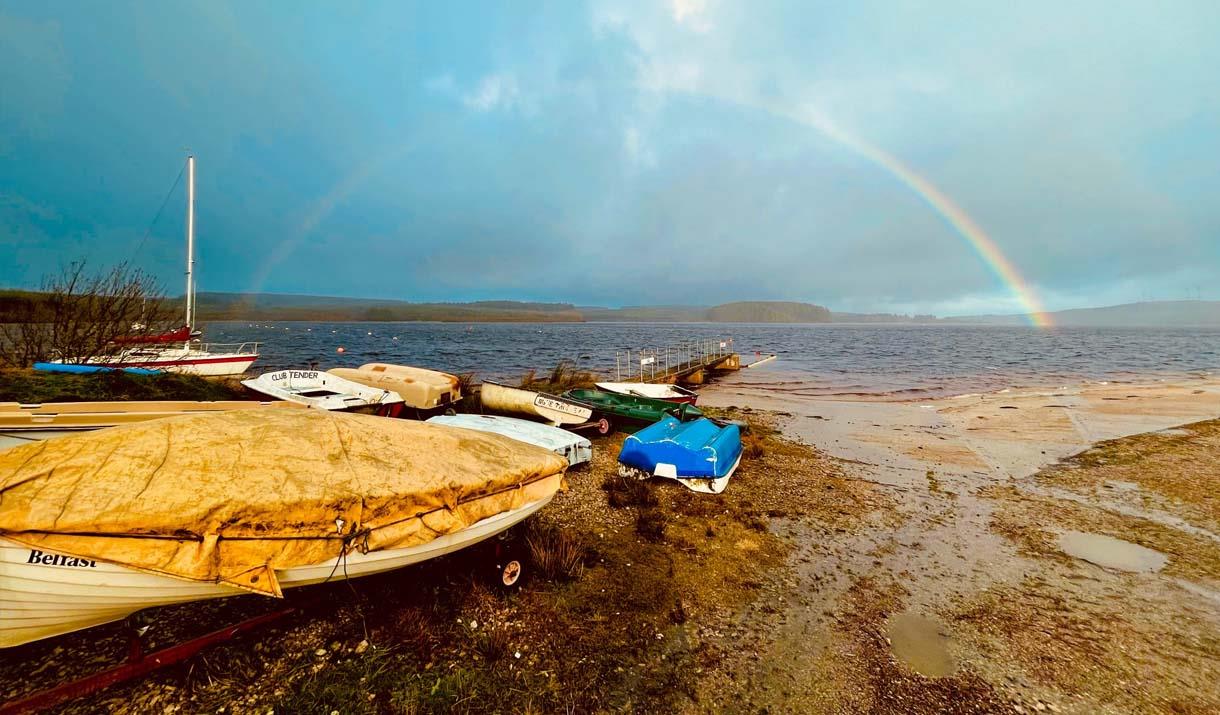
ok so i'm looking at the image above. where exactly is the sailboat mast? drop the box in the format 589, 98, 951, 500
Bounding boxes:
184, 155, 195, 341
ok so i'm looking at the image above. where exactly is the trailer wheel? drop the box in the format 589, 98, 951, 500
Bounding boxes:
500, 559, 523, 587
595, 417, 614, 435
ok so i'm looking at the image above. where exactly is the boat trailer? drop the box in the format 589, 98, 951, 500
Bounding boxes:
0, 607, 298, 715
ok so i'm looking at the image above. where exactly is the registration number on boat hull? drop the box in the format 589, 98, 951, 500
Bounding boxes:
534, 395, 592, 420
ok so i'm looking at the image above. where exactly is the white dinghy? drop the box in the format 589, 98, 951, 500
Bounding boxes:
242, 369, 403, 410
0, 409, 567, 647
595, 382, 698, 405
0, 499, 550, 647
428, 414, 592, 466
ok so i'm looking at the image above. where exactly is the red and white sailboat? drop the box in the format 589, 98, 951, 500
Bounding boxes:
55, 156, 259, 376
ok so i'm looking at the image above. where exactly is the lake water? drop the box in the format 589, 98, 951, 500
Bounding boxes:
203, 321, 1220, 400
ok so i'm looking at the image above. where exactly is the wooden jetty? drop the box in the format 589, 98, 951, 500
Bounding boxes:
614, 338, 741, 385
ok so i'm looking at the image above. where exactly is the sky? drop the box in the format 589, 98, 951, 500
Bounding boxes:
1, 1, 1218, 317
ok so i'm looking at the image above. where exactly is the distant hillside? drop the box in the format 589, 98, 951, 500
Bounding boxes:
0, 291, 834, 324
193, 293, 583, 322
579, 305, 709, 322
947, 300, 1220, 327
707, 301, 831, 323
583, 301, 832, 323
832, 312, 939, 324
9, 289, 1211, 327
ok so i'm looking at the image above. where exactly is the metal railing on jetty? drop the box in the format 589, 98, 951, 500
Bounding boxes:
614, 337, 734, 381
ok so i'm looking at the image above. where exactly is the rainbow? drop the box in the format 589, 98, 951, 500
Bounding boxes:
795, 107, 1052, 327
251, 96, 1053, 327
246, 141, 418, 295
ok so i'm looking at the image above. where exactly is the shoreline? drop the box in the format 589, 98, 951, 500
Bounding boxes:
690, 371, 1220, 713
2, 369, 1218, 713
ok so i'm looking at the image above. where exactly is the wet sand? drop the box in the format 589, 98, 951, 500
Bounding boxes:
694, 372, 1220, 714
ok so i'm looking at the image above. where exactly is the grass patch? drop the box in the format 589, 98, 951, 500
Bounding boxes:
953, 575, 1220, 713
986, 483, 1220, 584
0, 368, 248, 403
741, 430, 766, 460
1036, 418, 1220, 533
602, 473, 659, 508
526, 522, 586, 581
635, 507, 669, 542
519, 360, 597, 393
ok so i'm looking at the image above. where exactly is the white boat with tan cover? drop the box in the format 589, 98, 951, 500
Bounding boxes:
0, 400, 302, 451
479, 381, 594, 426
0, 409, 567, 647
242, 369, 403, 410
328, 363, 461, 410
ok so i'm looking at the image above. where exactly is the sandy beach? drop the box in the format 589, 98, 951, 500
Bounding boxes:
692, 371, 1220, 713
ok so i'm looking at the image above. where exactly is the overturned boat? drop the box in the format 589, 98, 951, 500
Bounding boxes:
617, 416, 743, 494
479, 381, 594, 427
0, 409, 568, 647
329, 363, 461, 411
0, 400, 302, 451
564, 388, 702, 433
595, 382, 699, 405
242, 369, 403, 411
33, 362, 161, 376
428, 414, 592, 466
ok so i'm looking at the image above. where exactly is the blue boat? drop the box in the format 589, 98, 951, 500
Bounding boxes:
34, 362, 163, 376
617, 416, 743, 494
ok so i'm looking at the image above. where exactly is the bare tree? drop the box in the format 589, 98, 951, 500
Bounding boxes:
0, 294, 52, 368
0, 261, 177, 367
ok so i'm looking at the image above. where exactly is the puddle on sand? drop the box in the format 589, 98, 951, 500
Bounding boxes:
886, 612, 957, 677
1057, 530, 1168, 573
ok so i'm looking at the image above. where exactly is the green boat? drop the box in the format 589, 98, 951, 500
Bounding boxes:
563, 388, 703, 434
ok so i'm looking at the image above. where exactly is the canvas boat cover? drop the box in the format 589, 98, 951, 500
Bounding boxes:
329, 364, 460, 410
0, 409, 567, 597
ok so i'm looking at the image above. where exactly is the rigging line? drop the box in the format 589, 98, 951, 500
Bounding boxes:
129, 160, 187, 263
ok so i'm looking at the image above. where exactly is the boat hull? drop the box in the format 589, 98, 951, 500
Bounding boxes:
0, 495, 552, 648
60, 352, 258, 377
595, 382, 698, 405
479, 381, 593, 426
617, 416, 743, 494
564, 389, 701, 430
428, 414, 592, 466
242, 370, 403, 410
